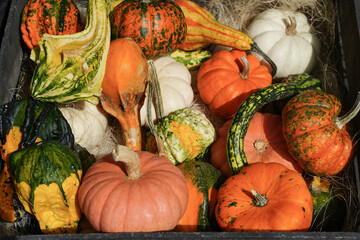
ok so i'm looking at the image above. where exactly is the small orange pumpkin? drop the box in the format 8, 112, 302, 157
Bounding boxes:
197, 49, 272, 119
210, 112, 302, 178
100, 38, 148, 151
215, 162, 313, 232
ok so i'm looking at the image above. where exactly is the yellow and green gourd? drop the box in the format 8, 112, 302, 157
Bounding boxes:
30, 0, 110, 104
9, 140, 82, 234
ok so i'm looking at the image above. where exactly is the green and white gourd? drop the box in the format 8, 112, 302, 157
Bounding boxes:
154, 107, 216, 165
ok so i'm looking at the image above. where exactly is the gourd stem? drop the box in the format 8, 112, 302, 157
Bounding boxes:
146, 76, 167, 157
251, 189, 268, 207
254, 139, 267, 154
239, 56, 249, 80
148, 60, 164, 119
285, 16, 297, 36
112, 145, 142, 180
336, 92, 360, 129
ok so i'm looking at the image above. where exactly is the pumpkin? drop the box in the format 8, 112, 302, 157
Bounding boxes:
59, 101, 116, 158
282, 90, 360, 176
215, 162, 313, 232
211, 112, 302, 178
140, 56, 193, 127
110, 0, 187, 59
100, 38, 148, 151
197, 49, 272, 119
30, 0, 110, 104
77, 145, 189, 232
9, 140, 82, 234
226, 73, 322, 175
307, 176, 346, 231
174, 0, 277, 75
247, 8, 321, 78
149, 107, 216, 165
20, 0, 83, 50
0, 97, 74, 223
175, 161, 224, 232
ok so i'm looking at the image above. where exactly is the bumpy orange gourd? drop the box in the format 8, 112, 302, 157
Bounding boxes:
210, 112, 302, 178
20, 0, 83, 49
282, 90, 360, 176
77, 145, 189, 232
100, 38, 148, 151
110, 0, 187, 59
197, 49, 272, 119
215, 162, 313, 232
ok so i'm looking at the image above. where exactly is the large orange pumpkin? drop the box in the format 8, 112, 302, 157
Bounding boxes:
197, 49, 272, 119
210, 112, 302, 178
100, 38, 148, 151
77, 145, 189, 232
215, 162, 313, 232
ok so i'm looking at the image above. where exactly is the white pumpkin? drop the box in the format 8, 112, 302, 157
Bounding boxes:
140, 56, 193, 127
59, 101, 116, 158
247, 8, 321, 78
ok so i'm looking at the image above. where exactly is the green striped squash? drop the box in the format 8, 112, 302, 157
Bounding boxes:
226, 73, 322, 175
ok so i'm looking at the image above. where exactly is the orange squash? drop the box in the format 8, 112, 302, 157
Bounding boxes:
197, 49, 272, 119
100, 38, 148, 151
215, 162, 313, 232
210, 112, 302, 178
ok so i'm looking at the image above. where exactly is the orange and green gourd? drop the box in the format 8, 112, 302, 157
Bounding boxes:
110, 0, 187, 59
9, 140, 82, 234
282, 89, 360, 176
175, 161, 224, 232
20, 0, 83, 50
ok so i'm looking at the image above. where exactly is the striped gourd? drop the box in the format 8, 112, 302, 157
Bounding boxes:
30, 0, 110, 104
226, 73, 322, 175
174, 0, 277, 76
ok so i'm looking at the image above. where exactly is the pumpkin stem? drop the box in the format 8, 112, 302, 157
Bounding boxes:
251, 189, 268, 207
254, 139, 267, 154
336, 92, 360, 129
285, 16, 297, 36
238, 56, 249, 80
112, 145, 142, 180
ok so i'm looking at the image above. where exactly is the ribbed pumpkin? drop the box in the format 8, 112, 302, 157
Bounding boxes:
0, 98, 74, 223
175, 161, 224, 232
282, 90, 359, 176
110, 0, 187, 59
9, 140, 82, 234
215, 162, 313, 232
78, 145, 188, 232
211, 112, 302, 178
197, 49, 272, 119
100, 38, 148, 151
20, 0, 83, 50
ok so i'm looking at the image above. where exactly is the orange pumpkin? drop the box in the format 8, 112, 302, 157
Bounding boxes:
197, 49, 272, 119
215, 162, 313, 232
100, 38, 148, 151
210, 112, 302, 178
77, 145, 189, 232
